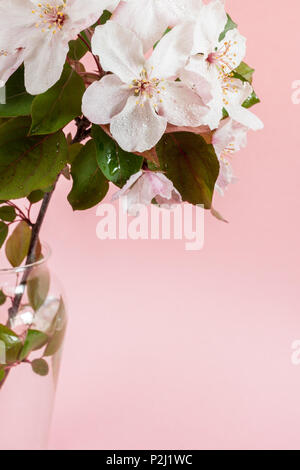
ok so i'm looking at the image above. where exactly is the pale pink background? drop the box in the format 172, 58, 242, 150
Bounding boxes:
44, 0, 300, 450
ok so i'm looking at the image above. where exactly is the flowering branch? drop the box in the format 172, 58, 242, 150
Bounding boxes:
77, 34, 104, 77
4, 201, 33, 227
72, 116, 92, 143
7, 187, 57, 322
0, 0, 264, 391
7, 116, 92, 322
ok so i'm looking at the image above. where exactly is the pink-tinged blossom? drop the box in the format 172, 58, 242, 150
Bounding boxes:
112, 0, 203, 53
82, 21, 208, 153
181, 0, 263, 131
0, 0, 115, 94
212, 118, 248, 195
112, 170, 182, 215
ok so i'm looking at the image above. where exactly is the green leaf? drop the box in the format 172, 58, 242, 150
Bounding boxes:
234, 62, 255, 83
0, 118, 9, 126
30, 64, 85, 135
156, 133, 220, 209
5, 221, 32, 267
0, 222, 8, 249
68, 140, 109, 211
92, 125, 143, 187
19, 330, 49, 362
147, 161, 160, 171
44, 323, 67, 357
0, 368, 5, 382
0, 205, 16, 222
219, 14, 237, 42
0, 324, 22, 364
0, 117, 68, 199
232, 72, 260, 109
27, 190, 45, 204
91, 9, 112, 29
100, 9, 112, 24
68, 142, 83, 164
0, 290, 6, 306
68, 37, 89, 61
44, 298, 67, 357
31, 358, 49, 376
242, 90, 260, 109
27, 266, 50, 311
0, 66, 34, 117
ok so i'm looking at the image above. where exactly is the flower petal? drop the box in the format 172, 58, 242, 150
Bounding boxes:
113, 0, 169, 53
110, 96, 167, 152
212, 119, 235, 157
115, 172, 156, 213
24, 33, 68, 95
113, 170, 182, 214
0, 49, 25, 87
224, 80, 264, 131
0, 0, 34, 50
180, 55, 214, 104
153, 172, 182, 206
226, 105, 264, 131
147, 22, 194, 79
112, 170, 143, 201
82, 74, 131, 124
160, 0, 203, 25
104, 0, 120, 11
181, 57, 223, 130
92, 21, 145, 83
160, 81, 208, 127
67, 0, 110, 31
0, 0, 34, 30
225, 80, 253, 106
218, 28, 246, 74
216, 159, 237, 196
212, 118, 248, 158
192, 0, 227, 55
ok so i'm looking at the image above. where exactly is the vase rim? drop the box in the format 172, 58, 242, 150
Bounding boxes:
0, 241, 51, 274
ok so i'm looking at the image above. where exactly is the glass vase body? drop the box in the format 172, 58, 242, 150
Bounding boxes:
0, 245, 66, 450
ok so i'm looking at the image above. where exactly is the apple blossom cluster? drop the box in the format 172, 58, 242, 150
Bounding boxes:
0, 0, 263, 213
0, 0, 263, 388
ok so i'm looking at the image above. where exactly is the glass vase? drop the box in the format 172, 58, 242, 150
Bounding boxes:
0, 244, 67, 450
